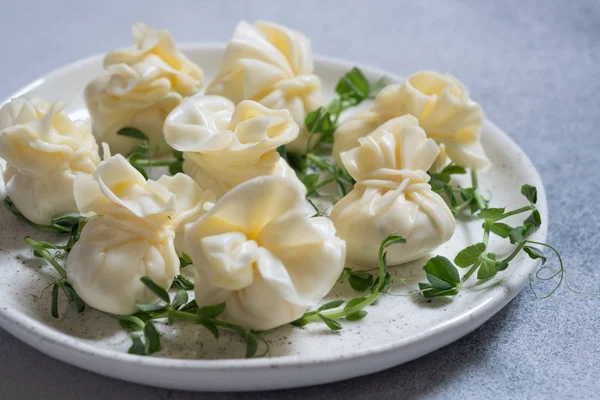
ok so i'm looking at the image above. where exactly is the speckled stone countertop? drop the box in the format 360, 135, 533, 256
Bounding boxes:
1, 0, 599, 398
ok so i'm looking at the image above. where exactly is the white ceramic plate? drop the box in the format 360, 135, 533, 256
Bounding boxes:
0, 44, 547, 391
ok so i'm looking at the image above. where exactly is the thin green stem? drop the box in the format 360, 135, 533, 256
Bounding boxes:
301, 236, 396, 323
452, 200, 473, 214
303, 291, 380, 322
470, 169, 479, 188
50, 224, 72, 233
210, 319, 249, 334
167, 310, 250, 334
473, 189, 486, 211
497, 206, 534, 221
483, 227, 490, 247
133, 159, 178, 167
376, 247, 388, 293
470, 170, 486, 211
24, 238, 67, 278
307, 198, 322, 216
306, 153, 330, 170
525, 240, 565, 299
306, 108, 328, 153
307, 178, 336, 196
461, 262, 481, 284
501, 241, 526, 263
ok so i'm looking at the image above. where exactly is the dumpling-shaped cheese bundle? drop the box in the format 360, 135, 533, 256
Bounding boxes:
0, 95, 100, 225
206, 21, 325, 154
330, 115, 455, 269
85, 23, 203, 155
333, 71, 489, 170
185, 176, 346, 330
164, 95, 304, 198
67, 153, 212, 315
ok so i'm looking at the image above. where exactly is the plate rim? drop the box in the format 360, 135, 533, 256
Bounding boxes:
0, 43, 548, 385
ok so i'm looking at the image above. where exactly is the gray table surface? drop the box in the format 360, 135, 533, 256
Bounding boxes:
1, 0, 599, 398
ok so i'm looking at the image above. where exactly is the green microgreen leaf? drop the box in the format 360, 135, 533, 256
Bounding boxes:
286, 151, 305, 172
119, 315, 145, 332
428, 172, 450, 188
335, 67, 370, 101
382, 234, 407, 248
303, 67, 386, 154
489, 222, 514, 238
419, 283, 460, 298
423, 256, 460, 290
144, 321, 161, 354
524, 209, 542, 228
51, 284, 59, 318
245, 332, 258, 358
172, 290, 189, 310
179, 253, 192, 268
134, 312, 152, 322
523, 246, 547, 263
462, 187, 483, 213
443, 184, 458, 208
318, 300, 345, 311
168, 150, 185, 175
508, 224, 537, 244
299, 153, 355, 199
136, 304, 168, 313
171, 275, 194, 291
347, 271, 374, 292
496, 261, 509, 271
344, 297, 367, 311
65, 217, 86, 250
318, 313, 342, 331
62, 283, 85, 313
276, 145, 287, 161
454, 242, 486, 268
129, 141, 152, 158
290, 317, 309, 327
117, 127, 149, 141
478, 208, 506, 220
50, 211, 83, 230
477, 260, 497, 280
140, 276, 170, 304
441, 165, 467, 175
305, 107, 335, 137
302, 173, 320, 193
128, 336, 147, 355
345, 310, 368, 321
197, 320, 220, 339
521, 184, 537, 204
179, 300, 199, 313
196, 302, 226, 318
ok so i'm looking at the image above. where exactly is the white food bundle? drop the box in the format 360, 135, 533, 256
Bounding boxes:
85, 23, 204, 155
67, 153, 213, 315
333, 71, 490, 170
330, 115, 456, 269
0, 95, 100, 225
206, 21, 325, 154
185, 176, 346, 330
164, 95, 304, 198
